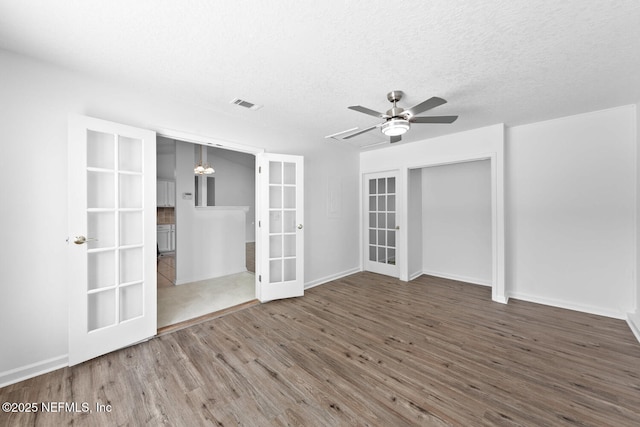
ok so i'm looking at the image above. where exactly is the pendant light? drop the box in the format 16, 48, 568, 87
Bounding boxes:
194, 145, 214, 175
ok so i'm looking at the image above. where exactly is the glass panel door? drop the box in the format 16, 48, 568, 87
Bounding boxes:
257, 153, 304, 302
68, 115, 156, 365
364, 171, 399, 277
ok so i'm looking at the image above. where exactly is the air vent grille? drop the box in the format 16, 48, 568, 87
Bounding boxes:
230, 98, 262, 110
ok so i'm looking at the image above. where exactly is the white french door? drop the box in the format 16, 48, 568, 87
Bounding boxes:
68, 115, 156, 366
256, 153, 304, 302
364, 171, 400, 277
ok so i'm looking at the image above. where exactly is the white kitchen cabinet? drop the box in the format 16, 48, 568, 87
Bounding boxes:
157, 224, 175, 252
157, 180, 175, 207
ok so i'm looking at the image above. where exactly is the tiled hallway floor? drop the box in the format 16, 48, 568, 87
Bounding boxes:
157, 250, 255, 329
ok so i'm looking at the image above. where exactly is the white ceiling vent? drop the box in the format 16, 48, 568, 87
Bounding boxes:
230, 98, 262, 111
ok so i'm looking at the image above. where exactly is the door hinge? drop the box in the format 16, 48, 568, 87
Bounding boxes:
259, 166, 262, 173
259, 275, 262, 282
259, 220, 261, 227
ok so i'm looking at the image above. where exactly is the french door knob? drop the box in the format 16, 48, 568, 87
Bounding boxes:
297, 224, 303, 229
73, 235, 98, 245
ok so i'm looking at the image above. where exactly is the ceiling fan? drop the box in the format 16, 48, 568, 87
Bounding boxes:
338, 91, 458, 143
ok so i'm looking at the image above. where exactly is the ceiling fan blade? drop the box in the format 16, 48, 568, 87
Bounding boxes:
342, 124, 380, 139
404, 97, 447, 117
390, 135, 402, 143
348, 105, 387, 118
410, 115, 458, 124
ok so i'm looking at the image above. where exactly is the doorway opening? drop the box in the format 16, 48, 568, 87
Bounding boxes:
156, 134, 260, 329
407, 159, 492, 285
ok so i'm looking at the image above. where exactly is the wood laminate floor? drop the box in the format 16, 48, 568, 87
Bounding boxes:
2, 272, 640, 426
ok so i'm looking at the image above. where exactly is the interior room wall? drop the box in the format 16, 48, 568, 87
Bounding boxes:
506, 105, 636, 318
0, 50, 360, 386
421, 160, 492, 285
206, 146, 256, 242
175, 141, 246, 284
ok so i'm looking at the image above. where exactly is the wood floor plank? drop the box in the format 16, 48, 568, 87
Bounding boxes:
2, 272, 640, 426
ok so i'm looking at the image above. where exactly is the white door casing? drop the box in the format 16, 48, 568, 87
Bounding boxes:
256, 153, 304, 302
68, 115, 157, 366
364, 171, 400, 278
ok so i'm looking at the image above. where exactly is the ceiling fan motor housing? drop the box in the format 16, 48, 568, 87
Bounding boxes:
381, 117, 410, 136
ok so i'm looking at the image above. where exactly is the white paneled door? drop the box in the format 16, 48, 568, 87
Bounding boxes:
257, 153, 304, 302
68, 115, 156, 366
364, 171, 399, 277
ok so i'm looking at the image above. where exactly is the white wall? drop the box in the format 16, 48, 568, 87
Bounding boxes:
207, 147, 256, 242
506, 105, 636, 318
0, 50, 360, 385
175, 141, 247, 284
421, 160, 492, 285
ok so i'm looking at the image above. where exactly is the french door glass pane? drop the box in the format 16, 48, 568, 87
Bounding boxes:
388, 195, 396, 211
387, 213, 396, 230
119, 211, 143, 246
119, 247, 143, 283
284, 259, 296, 281
88, 171, 115, 209
283, 211, 296, 233
387, 177, 396, 193
88, 290, 115, 331
269, 186, 282, 208
283, 162, 296, 185
283, 235, 296, 257
283, 187, 295, 208
119, 174, 142, 208
88, 211, 115, 249
270, 260, 282, 283
378, 247, 386, 263
388, 248, 396, 265
88, 251, 115, 290
378, 195, 386, 211
87, 130, 114, 169
270, 235, 283, 258
269, 211, 282, 233
119, 283, 143, 321
269, 161, 282, 184
118, 136, 142, 173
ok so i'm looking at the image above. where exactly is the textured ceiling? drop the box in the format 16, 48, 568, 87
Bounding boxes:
1, 1, 640, 149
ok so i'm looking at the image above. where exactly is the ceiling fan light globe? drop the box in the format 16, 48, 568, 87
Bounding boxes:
204, 167, 214, 174
194, 165, 205, 174
381, 118, 410, 136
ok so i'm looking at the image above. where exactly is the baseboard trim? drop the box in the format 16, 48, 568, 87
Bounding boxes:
408, 271, 423, 281
305, 267, 361, 290
509, 291, 626, 320
627, 312, 640, 344
0, 354, 68, 388
421, 270, 492, 287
